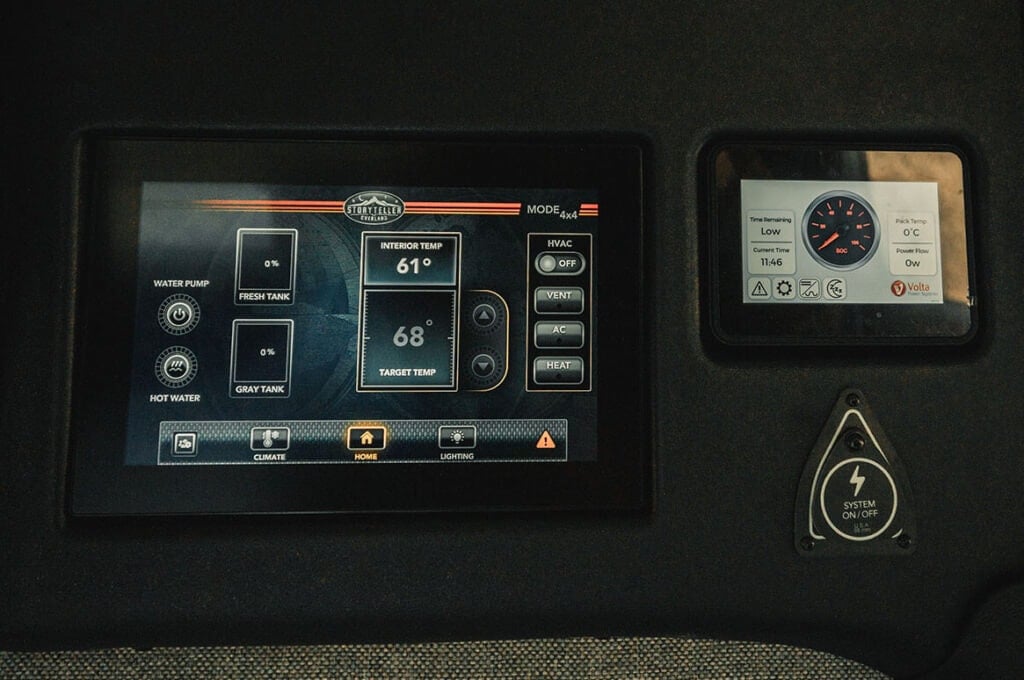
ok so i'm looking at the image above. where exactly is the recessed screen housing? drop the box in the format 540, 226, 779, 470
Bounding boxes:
706, 142, 976, 345
70, 138, 647, 515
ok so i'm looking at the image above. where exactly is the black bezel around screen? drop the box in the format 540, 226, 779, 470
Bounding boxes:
706, 141, 977, 346
69, 137, 647, 515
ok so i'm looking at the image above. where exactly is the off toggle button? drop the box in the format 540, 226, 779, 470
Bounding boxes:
820, 457, 898, 542
535, 251, 586, 275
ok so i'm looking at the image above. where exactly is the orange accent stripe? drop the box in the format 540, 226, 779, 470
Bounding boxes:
196, 199, 346, 207
405, 210, 520, 215
403, 206, 520, 209
580, 203, 599, 209
404, 201, 520, 209
195, 199, 531, 215
202, 208, 347, 213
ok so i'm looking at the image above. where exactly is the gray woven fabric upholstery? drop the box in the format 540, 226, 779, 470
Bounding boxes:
1, 637, 888, 679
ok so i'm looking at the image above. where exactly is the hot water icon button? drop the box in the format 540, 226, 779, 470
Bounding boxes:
155, 347, 198, 388
250, 427, 291, 452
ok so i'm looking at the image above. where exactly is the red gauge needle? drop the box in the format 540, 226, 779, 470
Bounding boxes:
818, 232, 840, 251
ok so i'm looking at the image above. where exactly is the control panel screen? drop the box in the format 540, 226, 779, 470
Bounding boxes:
71, 138, 645, 515
741, 180, 943, 305
129, 183, 598, 467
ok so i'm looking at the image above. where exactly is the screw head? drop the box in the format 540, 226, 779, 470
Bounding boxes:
845, 430, 866, 451
799, 536, 815, 551
897, 534, 912, 549
846, 393, 862, 407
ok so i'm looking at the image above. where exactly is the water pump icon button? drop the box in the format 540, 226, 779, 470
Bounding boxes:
158, 294, 201, 335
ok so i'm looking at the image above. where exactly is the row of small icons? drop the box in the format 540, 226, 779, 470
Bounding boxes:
748, 276, 847, 301
171, 426, 559, 456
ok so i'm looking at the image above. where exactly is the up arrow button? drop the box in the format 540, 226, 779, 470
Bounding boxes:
471, 302, 497, 329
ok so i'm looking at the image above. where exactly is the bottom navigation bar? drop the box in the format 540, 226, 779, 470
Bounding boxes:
156, 418, 568, 465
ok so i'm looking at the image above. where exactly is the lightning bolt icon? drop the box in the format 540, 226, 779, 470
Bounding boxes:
849, 465, 865, 497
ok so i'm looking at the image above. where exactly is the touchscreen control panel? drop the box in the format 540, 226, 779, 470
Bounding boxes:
70, 138, 645, 515
129, 184, 597, 467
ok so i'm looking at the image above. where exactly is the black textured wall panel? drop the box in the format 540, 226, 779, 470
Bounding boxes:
3, 2, 1023, 677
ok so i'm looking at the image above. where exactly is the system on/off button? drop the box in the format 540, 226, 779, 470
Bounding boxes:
820, 457, 898, 542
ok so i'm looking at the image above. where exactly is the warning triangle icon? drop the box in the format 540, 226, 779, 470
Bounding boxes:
751, 280, 769, 297
535, 431, 556, 449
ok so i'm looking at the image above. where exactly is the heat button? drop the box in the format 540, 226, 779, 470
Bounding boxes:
533, 357, 585, 385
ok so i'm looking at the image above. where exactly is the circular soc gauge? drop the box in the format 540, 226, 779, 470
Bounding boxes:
802, 191, 880, 270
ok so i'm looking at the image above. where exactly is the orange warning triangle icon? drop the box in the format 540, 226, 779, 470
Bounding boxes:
536, 431, 556, 449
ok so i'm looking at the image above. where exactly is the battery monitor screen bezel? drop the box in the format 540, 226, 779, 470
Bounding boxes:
706, 141, 977, 346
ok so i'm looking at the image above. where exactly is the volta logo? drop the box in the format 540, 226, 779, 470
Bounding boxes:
344, 191, 405, 225
891, 280, 907, 297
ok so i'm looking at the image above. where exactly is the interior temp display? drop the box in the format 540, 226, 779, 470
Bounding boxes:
127, 183, 597, 466
742, 180, 943, 304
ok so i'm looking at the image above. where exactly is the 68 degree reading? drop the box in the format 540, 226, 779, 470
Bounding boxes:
392, 320, 434, 347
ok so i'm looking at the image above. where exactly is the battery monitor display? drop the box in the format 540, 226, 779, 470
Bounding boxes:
707, 142, 976, 345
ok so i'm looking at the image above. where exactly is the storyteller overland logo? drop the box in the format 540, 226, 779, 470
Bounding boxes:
344, 191, 405, 225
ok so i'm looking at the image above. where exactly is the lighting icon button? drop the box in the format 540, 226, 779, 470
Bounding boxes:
438, 425, 477, 450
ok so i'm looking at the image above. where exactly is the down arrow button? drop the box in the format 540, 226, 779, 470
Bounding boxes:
471, 353, 496, 379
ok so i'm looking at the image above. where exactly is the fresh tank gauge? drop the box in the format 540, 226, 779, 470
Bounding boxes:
802, 191, 880, 270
